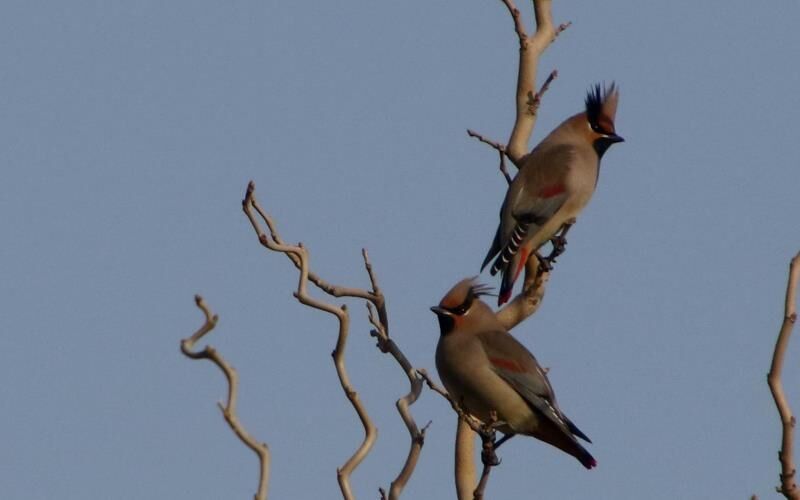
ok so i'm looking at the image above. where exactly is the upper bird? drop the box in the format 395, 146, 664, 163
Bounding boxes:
482, 83, 624, 305
432, 278, 596, 469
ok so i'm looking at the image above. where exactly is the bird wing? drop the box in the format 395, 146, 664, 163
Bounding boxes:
484, 144, 574, 274
478, 329, 589, 442
506, 144, 575, 226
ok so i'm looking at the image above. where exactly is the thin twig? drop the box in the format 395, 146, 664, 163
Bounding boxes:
181, 295, 271, 500
768, 251, 800, 499
243, 182, 376, 500
467, 129, 512, 184
367, 299, 427, 498
526, 69, 558, 117
473, 412, 502, 500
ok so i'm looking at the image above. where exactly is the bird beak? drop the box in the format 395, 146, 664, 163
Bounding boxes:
430, 306, 451, 316
606, 133, 624, 143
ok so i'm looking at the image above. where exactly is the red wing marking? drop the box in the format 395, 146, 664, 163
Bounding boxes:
539, 184, 566, 198
489, 357, 524, 373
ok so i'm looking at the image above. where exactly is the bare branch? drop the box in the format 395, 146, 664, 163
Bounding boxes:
367, 298, 427, 499
455, 421, 477, 500
467, 129, 512, 185
243, 182, 376, 500
244, 182, 429, 498
526, 69, 558, 118
181, 295, 270, 500
243, 182, 379, 304
501, 0, 570, 164
768, 251, 800, 499
472, 412, 503, 500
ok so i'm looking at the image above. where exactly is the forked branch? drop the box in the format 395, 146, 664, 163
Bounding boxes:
501, 0, 570, 164
243, 182, 375, 500
365, 258, 428, 500
468, 69, 558, 181
243, 181, 425, 499
768, 251, 800, 499
181, 295, 270, 500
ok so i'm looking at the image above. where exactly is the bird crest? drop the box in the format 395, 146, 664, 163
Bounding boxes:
585, 82, 619, 134
439, 277, 494, 311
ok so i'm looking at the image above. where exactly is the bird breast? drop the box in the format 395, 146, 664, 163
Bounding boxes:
436, 334, 540, 434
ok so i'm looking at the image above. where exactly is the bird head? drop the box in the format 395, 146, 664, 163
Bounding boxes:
431, 277, 494, 335
583, 82, 624, 157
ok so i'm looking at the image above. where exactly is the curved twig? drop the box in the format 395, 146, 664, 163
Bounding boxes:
361, 247, 428, 499
181, 295, 271, 500
243, 182, 377, 500
370, 302, 428, 499
768, 251, 800, 499
244, 182, 428, 499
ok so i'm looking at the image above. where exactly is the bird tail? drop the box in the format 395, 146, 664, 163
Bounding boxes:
564, 417, 595, 468
480, 225, 502, 272
574, 444, 597, 470
565, 417, 592, 443
490, 222, 531, 306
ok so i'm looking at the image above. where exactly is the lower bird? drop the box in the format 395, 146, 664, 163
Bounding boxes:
432, 277, 596, 469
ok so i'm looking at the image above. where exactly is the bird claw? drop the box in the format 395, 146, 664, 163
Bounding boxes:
549, 234, 568, 259
481, 447, 501, 467
538, 256, 554, 273
538, 233, 568, 273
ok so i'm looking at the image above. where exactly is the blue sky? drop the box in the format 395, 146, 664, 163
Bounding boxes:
2, 1, 799, 498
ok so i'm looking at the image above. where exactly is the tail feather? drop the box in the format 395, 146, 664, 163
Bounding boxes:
566, 418, 592, 444
490, 223, 528, 275
497, 246, 530, 306
575, 444, 597, 470
497, 254, 517, 305
480, 225, 502, 272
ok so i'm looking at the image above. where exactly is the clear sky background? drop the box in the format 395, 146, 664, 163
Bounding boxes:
2, 1, 799, 499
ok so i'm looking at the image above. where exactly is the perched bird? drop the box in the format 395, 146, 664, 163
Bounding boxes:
432, 278, 596, 469
482, 83, 624, 305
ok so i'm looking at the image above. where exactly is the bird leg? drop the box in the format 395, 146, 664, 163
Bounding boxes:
480, 431, 501, 467
540, 220, 575, 271
536, 250, 553, 273
478, 411, 506, 467
493, 433, 516, 451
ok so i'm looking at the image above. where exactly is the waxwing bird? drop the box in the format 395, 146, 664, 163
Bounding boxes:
432, 278, 596, 469
482, 83, 624, 305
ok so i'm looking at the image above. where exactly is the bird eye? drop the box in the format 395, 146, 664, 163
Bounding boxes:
454, 304, 468, 315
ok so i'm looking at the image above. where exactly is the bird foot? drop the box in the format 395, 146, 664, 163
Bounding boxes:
549, 234, 568, 259
481, 445, 501, 467
537, 252, 554, 273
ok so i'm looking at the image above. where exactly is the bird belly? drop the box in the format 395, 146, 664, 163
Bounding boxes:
445, 368, 539, 434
